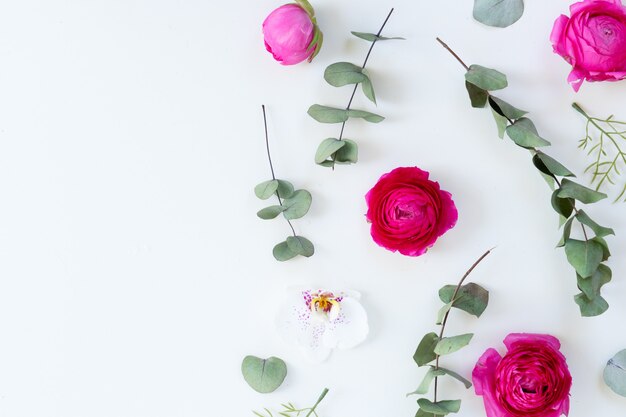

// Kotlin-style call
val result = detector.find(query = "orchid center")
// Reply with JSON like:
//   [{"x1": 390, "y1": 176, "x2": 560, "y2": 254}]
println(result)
[{"x1": 306, "y1": 291, "x2": 343, "y2": 321}]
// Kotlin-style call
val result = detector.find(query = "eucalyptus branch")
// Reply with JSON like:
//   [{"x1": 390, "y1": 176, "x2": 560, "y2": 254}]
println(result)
[
  {"x1": 255, "y1": 106, "x2": 315, "y2": 262},
  {"x1": 437, "y1": 38, "x2": 615, "y2": 317},
  {"x1": 253, "y1": 388, "x2": 329, "y2": 417},
  {"x1": 308, "y1": 9, "x2": 403, "y2": 169},
  {"x1": 410, "y1": 249, "x2": 492, "y2": 416},
  {"x1": 573, "y1": 102, "x2": 626, "y2": 202}
]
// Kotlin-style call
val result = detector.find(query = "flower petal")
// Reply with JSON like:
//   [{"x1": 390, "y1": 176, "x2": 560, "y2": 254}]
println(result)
[{"x1": 322, "y1": 297, "x2": 369, "y2": 350}]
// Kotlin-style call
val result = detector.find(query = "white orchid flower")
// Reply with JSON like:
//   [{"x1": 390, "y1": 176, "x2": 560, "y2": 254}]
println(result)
[{"x1": 276, "y1": 288, "x2": 369, "y2": 362}]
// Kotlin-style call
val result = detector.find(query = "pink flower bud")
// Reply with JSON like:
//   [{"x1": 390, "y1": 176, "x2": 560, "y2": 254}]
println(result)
[{"x1": 262, "y1": 2, "x2": 323, "y2": 65}]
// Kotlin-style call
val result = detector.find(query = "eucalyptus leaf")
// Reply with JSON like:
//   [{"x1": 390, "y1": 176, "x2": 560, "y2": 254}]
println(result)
[
  {"x1": 283, "y1": 190, "x2": 312, "y2": 220},
  {"x1": 473, "y1": 0, "x2": 524, "y2": 28},
  {"x1": 575, "y1": 210, "x2": 615, "y2": 237},
  {"x1": 406, "y1": 367, "x2": 446, "y2": 396},
  {"x1": 276, "y1": 180, "x2": 294, "y2": 199},
  {"x1": 577, "y1": 264, "x2": 611, "y2": 300},
  {"x1": 436, "y1": 302, "x2": 453, "y2": 325},
  {"x1": 604, "y1": 350, "x2": 626, "y2": 397},
  {"x1": 575, "y1": 292, "x2": 609, "y2": 317},
  {"x1": 335, "y1": 139, "x2": 358, "y2": 164},
  {"x1": 593, "y1": 236, "x2": 611, "y2": 261},
  {"x1": 255, "y1": 180, "x2": 279, "y2": 200},
  {"x1": 361, "y1": 70, "x2": 376, "y2": 104},
  {"x1": 414, "y1": 332, "x2": 439, "y2": 366},
  {"x1": 491, "y1": 108, "x2": 508, "y2": 138},
  {"x1": 434, "y1": 334, "x2": 474, "y2": 356},
  {"x1": 324, "y1": 62, "x2": 366, "y2": 87},
  {"x1": 350, "y1": 31, "x2": 405, "y2": 42},
  {"x1": 465, "y1": 81, "x2": 488, "y2": 108},
  {"x1": 557, "y1": 179, "x2": 607, "y2": 204},
  {"x1": 241, "y1": 356, "x2": 287, "y2": 393},
  {"x1": 465, "y1": 65, "x2": 508, "y2": 91},
  {"x1": 551, "y1": 190, "x2": 574, "y2": 219},
  {"x1": 533, "y1": 152, "x2": 575, "y2": 177},
  {"x1": 438, "y1": 283, "x2": 489, "y2": 318},
  {"x1": 286, "y1": 236, "x2": 314, "y2": 257},
  {"x1": 273, "y1": 241, "x2": 298, "y2": 262},
  {"x1": 489, "y1": 96, "x2": 527, "y2": 120},
  {"x1": 557, "y1": 216, "x2": 574, "y2": 248},
  {"x1": 347, "y1": 109, "x2": 385, "y2": 123},
  {"x1": 505, "y1": 118, "x2": 551, "y2": 148},
  {"x1": 307, "y1": 104, "x2": 349, "y2": 123},
  {"x1": 564, "y1": 239, "x2": 604, "y2": 278},
  {"x1": 257, "y1": 205, "x2": 286, "y2": 220},
  {"x1": 417, "y1": 398, "x2": 461, "y2": 415},
  {"x1": 414, "y1": 410, "x2": 433, "y2": 417},
  {"x1": 315, "y1": 138, "x2": 346, "y2": 164}
]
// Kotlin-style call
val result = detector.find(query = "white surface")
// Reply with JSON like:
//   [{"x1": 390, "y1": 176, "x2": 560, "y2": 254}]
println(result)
[{"x1": 0, "y1": 1, "x2": 625, "y2": 416}]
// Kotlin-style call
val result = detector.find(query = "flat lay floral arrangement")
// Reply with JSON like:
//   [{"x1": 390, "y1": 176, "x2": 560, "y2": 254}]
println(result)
[{"x1": 247, "y1": 0, "x2": 626, "y2": 416}]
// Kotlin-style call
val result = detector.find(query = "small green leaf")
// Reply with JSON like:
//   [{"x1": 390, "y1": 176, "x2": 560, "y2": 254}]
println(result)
[
  {"x1": 406, "y1": 367, "x2": 446, "y2": 396},
  {"x1": 604, "y1": 350, "x2": 626, "y2": 397},
  {"x1": 434, "y1": 334, "x2": 474, "y2": 356},
  {"x1": 564, "y1": 239, "x2": 604, "y2": 278},
  {"x1": 533, "y1": 152, "x2": 575, "y2": 177},
  {"x1": 489, "y1": 96, "x2": 527, "y2": 120},
  {"x1": 558, "y1": 179, "x2": 607, "y2": 204},
  {"x1": 465, "y1": 64, "x2": 508, "y2": 91},
  {"x1": 592, "y1": 236, "x2": 611, "y2": 261},
  {"x1": 255, "y1": 180, "x2": 279, "y2": 200},
  {"x1": 286, "y1": 236, "x2": 314, "y2": 257},
  {"x1": 575, "y1": 292, "x2": 609, "y2": 317},
  {"x1": 414, "y1": 409, "x2": 434, "y2": 417},
  {"x1": 307, "y1": 105, "x2": 349, "y2": 123},
  {"x1": 473, "y1": 0, "x2": 524, "y2": 28},
  {"x1": 315, "y1": 138, "x2": 346, "y2": 164},
  {"x1": 295, "y1": 0, "x2": 315, "y2": 17},
  {"x1": 491, "y1": 108, "x2": 508, "y2": 138},
  {"x1": 505, "y1": 118, "x2": 551, "y2": 148},
  {"x1": 557, "y1": 216, "x2": 574, "y2": 247},
  {"x1": 577, "y1": 264, "x2": 612, "y2": 300},
  {"x1": 347, "y1": 109, "x2": 385, "y2": 123},
  {"x1": 241, "y1": 356, "x2": 287, "y2": 393},
  {"x1": 361, "y1": 70, "x2": 376, "y2": 104},
  {"x1": 273, "y1": 241, "x2": 298, "y2": 262},
  {"x1": 436, "y1": 302, "x2": 453, "y2": 325},
  {"x1": 350, "y1": 31, "x2": 405, "y2": 42},
  {"x1": 335, "y1": 139, "x2": 358, "y2": 164},
  {"x1": 413, "y1": 332, "x2": 439, "y2": 366},
  {"x1": 308, "y1": 27, "x2": 323, "y2": 61},
  {"x1": 465, "y1": 81, "x2": 488, "y2": 108},
  {"x1": 276, "y1": 180, "x2": 294, "y2": 199},
  {"x1": 437, "y1": 367, "x2": 472, "y2": 389},
  {"x1": 551, "y1": 190, "x2": 574, "y2": 218},
  {"x1": 417, "y1": 398, "x2": 461, "y2": 415},
  {"x1": 324, "y1": 62, "x2": 366, "y2": 87},
  {"x1": 283, "y1": 190, "x2": 312, "y2": 220},
  {"x1": 438, "y1": 283, "x2": 489, "y2": 318},
  {"x1": 257, "y1": 205, "x2": 286, "y2": 220},
  {"x1": 576, "y1": 210, "x2": 615, "y2": 237}
]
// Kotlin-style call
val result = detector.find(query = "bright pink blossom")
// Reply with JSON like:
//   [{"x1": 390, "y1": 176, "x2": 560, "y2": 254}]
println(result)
[
  {"x1": 551, "y1": 0, "x2": 626, "y2": 91},
  {"x1": 262, "y1": 3, "x2": 322, "y2": 65},
  {"x1": 473, "y1": 333, "x2": 572, "y2": 417},
  {"x1": 365, "y1": 167, "x2": 457, "y2": 257}
]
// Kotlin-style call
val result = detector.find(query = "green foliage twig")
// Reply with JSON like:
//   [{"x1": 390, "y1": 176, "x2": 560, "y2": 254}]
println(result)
[
  {"x1": 409, "y1": 249, "x2": 492, "y2": 416},
  {"x1": 255, "y1": 105, "x2": 314, "y2": 262},
  {"x1": 307, "y1": 8, "x2": 403, "y2": 169},
  {"x1": 253, "y1": 388, "x2": 329, "y2": 417},
  {"x1": 437, "y1": 38, "x2": 615, "y2": 317},
  {"x1": 573, "y1": 102, "x2": 626, "y2": 202}
]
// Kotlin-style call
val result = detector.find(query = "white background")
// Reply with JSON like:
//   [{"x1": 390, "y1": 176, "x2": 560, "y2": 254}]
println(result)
[{"x1": 0, "y1": 0, "x2": 625, "y2": 416}]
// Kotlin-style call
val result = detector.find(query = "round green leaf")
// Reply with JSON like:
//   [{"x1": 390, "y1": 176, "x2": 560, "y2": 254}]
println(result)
[
  {"x1": 283, "y1": 190, "x2": 312, "y2": 220},
  {"x1": 257, "y1": 205, "x2": 285, "y2": 220},
  {"x1": 604, "y1": 350, "x2": 626, "y2": 397},
  {"x1": 473, "y1": 0, "x2": 524, "y2": 28},
  {"x1": 465, "y1": 65, "x2": 508, "y2": 91},
  {"x1": 286, "y1": 236, "x2": 315, "y2": 257},
  {"x1": 438, "y1": 283, "x2": 489, "y2": 318},
  {"x1": 307, "y1": 105, "x2": 349, "y2": 124},
  {"x1": 255, "y1": 180, "x2": 279, "y2": 200},
  {"x1": 334, "y1": 139, "x2": 358, "y2": 164},
  {"x1": 273, "y1": 241, "x2": 298, "y2": 262},
  {"x1": 276, "y1": 180, "x2": 294, "y2": 199},
  {"x1": 417, "y1": 398, "x2": 461, "y2": 415},
  {"x1": 575, "y1": 292, "x2": 609, "y2": 317},
  {"x1": 315, "y1": 138, "x2": 345, "y2": 164},
  {"x1": 434, "y1": 333, "x2": 474, "y2": 356},
  {"x1": 324, "y1": 62, "x2": 366, "y2": 87},
  {"x1": 241, "y1": 356, "x2": 287, "y2": 393},
  {"x1": 564, "y1": 239, "x2": 603, "y2": 278},
  {"x1": 413, "y1": 332, "x2": 439, "y2": 366},
  {"x1": 505, "y1": 118, "x2": 551, "y2": 148}
]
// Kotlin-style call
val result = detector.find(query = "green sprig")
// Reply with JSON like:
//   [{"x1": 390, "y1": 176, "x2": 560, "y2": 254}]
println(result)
[
  {"x1": 409, "y1": 249, "x2": 492, "y2": 416},
  {"x1": 573, "y1": 102, "x2": 626, "y2": 202},
  {"x1": 307, "y1": 8, "x2": 403, "y2": 169},
  {"x1": 253, "y1": 388, "x2": 329, "y2": 417},
  {"x1": 256, "y1": 105, "x2": 314, "y2": 262},
  {"x1": 437, "y1": 38, "x2": 614, "y2": 317}
]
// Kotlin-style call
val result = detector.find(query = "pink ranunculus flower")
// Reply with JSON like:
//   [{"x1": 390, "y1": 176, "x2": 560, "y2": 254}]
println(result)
[
  {"x1": 365, "y1": 167, "x2": 457, "y2": 257},
  {"x1": 551, "y1": 0, "x2": 626, "y2": 91},
  {"x1": 262, "y1": 1, "x2": 323, "y2": 65},
  {"x1": 473, "y1": 333, "x2": 573, "y2": 417}
]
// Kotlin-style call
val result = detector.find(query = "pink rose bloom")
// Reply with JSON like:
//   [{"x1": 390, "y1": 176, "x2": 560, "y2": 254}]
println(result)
[
  {"x1": 551, "y1": 0, "x2": 626, "y2": 91},
  {"x1": 365, "y1": 167, "x2": 457, "y2": 257},
  {"x1": 262, "y1": 2, "x2": 323, "y2": 65},
  {"x1": 473, "y1": 333, "x2": 572, "y2": 417}
]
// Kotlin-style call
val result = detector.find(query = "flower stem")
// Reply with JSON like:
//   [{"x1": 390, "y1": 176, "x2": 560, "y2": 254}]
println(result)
[
  {"x1": 433, "y1": 248, "x2": 493, "y2": 402},
  {"x1": 261, "y1": 105, "x2": 297, "y2": 236},
  {"x1": 305, "y1": 388, "x2": 329, "y2": 417},
  {"x1": 436, "y1": 37, "x2": 469, "y2": 71}
]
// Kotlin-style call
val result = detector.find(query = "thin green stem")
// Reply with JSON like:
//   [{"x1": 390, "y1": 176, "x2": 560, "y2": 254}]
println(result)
[{"x1": 304, "y1": 388, "x2": 329, "y2": 417}]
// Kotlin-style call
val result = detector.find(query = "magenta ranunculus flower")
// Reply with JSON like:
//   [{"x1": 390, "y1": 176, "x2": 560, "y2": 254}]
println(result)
[
  {"x1": 262, "y1": 1, "x2": 323, "y2": 65},
  {"x1": 473, "y1": 333, "x2": 573, "y2": 417},
  {"x1": 551, "y1": 0, "x2": 626, "y2": 91},
  {"x1": 365, "y1": 167, "x2": 457, "y2": 257}
]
